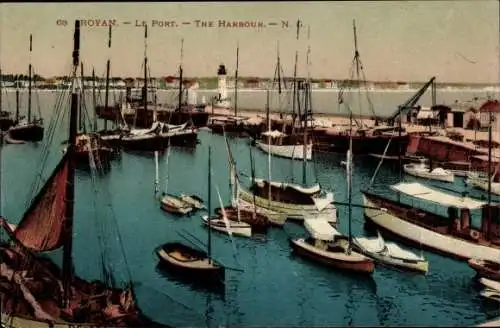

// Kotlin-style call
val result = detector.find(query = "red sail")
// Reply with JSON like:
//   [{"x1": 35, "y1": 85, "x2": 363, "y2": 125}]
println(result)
[{"x1": 13, "y1": 155, "x2": 69, "y2": 252}]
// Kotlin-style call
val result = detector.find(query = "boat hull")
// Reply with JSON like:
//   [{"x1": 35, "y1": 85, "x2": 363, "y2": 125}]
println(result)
[
  {"x1": 256, "y1": 141, "x2": 312, "y2": 160},
  {"x1": 352, "y1": 240, "x2": 428, "y2": 274},
  {"x1": 238, "y1": 187, "x2": 337, "y2": 223},
  {"x1": 290, "y1": 238, "x2": 374, "y2": 274},
  {"x1": 8, "y1": 123, "x2": 44, "y2": 142},
  {"x1": 403, "y1": 164, "x2": 455, "y2": 182},
  {"x1": 160, "y1": 195, "x2": 193, "y2": 215},
  {"x1": 155, "y1": 243, "x2": 225, "y2": 285},
  {"x1": 362, "y1": 193, "x2": 500, "y2": 262},
  {"x1": 202, "y1": 216, "x2": 253, "y2": 238},
  {"x1": 120, "y1": 131, "x2": 198, "y2": 151}
]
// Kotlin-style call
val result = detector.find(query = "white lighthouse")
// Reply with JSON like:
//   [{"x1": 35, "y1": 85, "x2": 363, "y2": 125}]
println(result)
[{"x1": 214, "y1": 64, "x2": 231, "y2": 109}]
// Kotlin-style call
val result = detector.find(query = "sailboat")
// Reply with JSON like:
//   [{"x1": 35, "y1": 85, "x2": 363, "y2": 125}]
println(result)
[
  {"x1": 202, "y1": 147, "x2": 270, "y2": 238},
  {"x1": 7, "y1": 34, "x2": 44, "y2": 142},
  {"x1": 0, "y1": 67, "x2": 15, "y2": 131},
  {"x1": 64, "y1": 61, "x2": 117, "y2": 170},
  {"x1": 119, "y1": 32, "x2": 198, "y2": 151},
  {"x1": 239, "y1": 82, "x2": 336, "y2": 223},
  {"x1": 361, "y1": 86, "x2": 500, "y2": 263},
  {"x1": 290, "y1": 115, "x2": 374, "y2": 274},
  {"x1": 156, "y1": 141, "x2": 202, "y2": 215},
  {"x1": 95, "y1": 25, "x2": 130, "y2": 147},
  {"x1": 256, "y1": 34, "x2": 313, "y2": 161},
  {"x1": 0, "y1": 20, "x2": 162, "y2": 328},
  {"x1": 155, "y1": 146, "x2": 226, "y2": 285}
]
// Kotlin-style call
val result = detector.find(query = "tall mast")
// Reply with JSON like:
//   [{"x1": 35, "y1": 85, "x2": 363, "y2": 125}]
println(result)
[
  {"x1": 28, "y1": 34, "x2": 33, "y2": 123},
  {"x1": 302, "y1": 82, "x2": 308, "y2": 185},
  {"x1": 291, "y1": 20, "x2": 300, "y2": 129},
  {"x1": 62, "y1": 19, "x2": 80, "y2": 306},
  {"x1": 353, "y1": 20, "x2": 363, "y2": 128},
  {"x1": 302, "y1": 26, "x2": 311, "y2": 186},
  {"x1": 235, "y1": 42, "x2": 239, "y2": 117},
  {"x1": 266, "y1": 88, "x2": 271, "y2": 205},
  {"x1": 277, "y1": 41, "x2": 282, "y2": 94},
  {"x1": 178, "y1": 38, "x2": 184, "y2": 111},
  {"x1": 92, "y1": 68, "x2": 97, "y2": 131},
  {"x1": 347, "y1": 104, "x2": 353, "y2": 249},
  {"x1": 143, "y1": 25, "x2": 148, "y2": 118},
  {"x1": 79, "y1": 61, "x2": 85, "y2": 132},
  {"x1": 207, "y1": 146, "x2": 212, "y2": 264},
  {"x1": 487, "y1": 105, "x2": 493, "y2": 237},
  {"x1": 104, "y1": 26, "x2": 112, "y2": 131},
  {"x1": 15, "y1": 86, "x2": 19, "y2": 123}
]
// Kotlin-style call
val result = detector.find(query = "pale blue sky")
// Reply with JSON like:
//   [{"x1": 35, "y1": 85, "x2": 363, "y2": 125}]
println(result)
[{"x1": 1, "y1": 1, "x2": 498, "y2": 83}]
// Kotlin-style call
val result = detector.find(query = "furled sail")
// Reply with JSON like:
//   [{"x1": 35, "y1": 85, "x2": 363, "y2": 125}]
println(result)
[{"x1": 12, "y1": 154, "x2": 69, "y2": 252}]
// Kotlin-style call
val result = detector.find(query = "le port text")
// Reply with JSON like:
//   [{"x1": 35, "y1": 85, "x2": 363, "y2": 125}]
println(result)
[{"x1": 56, "y1": 19, "x2": 292, "y2": 29}]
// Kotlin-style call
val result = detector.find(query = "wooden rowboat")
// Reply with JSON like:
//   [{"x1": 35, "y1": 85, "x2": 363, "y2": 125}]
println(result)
[{"x1": 155, "y1": 242, "x2": 225, "y2": 285}]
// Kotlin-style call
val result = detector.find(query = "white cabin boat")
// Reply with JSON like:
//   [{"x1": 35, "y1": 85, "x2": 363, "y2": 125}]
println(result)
[
  {"x1": 403, "y1": 162, "x2": 455, "y2": 182},
  {"x1": 362, "y1": 182, "x2": 500, "y2": 263},
  {"x1": 256, "y1": 130, "x2": 312, "y2": 161},
  {"x1": 353, "y1": 231, "x2": 429, "y2": 273}
]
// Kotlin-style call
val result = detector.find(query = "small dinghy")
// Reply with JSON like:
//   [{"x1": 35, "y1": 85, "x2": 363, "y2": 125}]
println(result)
[
  {"x1": 403, "y1": 162, "x2": 455, "y2": 182},
  {"x1": 155, "y1": 242, "x2": 225, "y2": 284},
  {"x1": 290, "y1": 219, "x2": 375, "y2": 274},
  {"x1": 468, "y1": 258, "x2": 500, "y2": 281},
  {"x1": 160, "y1": 194, "x2": 193, "y2": 215},
  {"x1": 179, "y1": 194, "x2": 205, "y2": 210},
  {"x1": 202, "y1": 215, "x2": 253, "y2": 238},
  {"x1": 353, "y1": 231, "x2": 429, "y2": 273}
]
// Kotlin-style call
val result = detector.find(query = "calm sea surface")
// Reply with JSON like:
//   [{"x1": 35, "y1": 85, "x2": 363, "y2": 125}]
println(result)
[{"x1": 1, "y1": 89, "x2": 500, "y2": 327}]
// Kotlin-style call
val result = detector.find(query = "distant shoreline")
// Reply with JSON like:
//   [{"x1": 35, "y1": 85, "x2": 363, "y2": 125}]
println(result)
[{"x1": 2, "y1": 87, "x2": 500, "y2": 93}]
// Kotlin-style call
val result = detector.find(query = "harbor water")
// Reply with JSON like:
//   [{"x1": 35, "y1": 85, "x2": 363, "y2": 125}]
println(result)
[{"x1": 1, "y1": 89, "x2": 499, "y2": 327}]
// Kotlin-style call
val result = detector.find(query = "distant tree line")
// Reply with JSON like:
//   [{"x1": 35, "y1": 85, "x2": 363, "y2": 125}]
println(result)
[{"x1": 1, "y1": 73, "x2": 45, "y2": 82}]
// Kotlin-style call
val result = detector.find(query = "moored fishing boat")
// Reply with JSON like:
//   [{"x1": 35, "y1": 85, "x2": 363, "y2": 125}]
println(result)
[
  {"x1": 179, "y1": 194, "x2": 204, "y2": 210},
  {"x1": 202, "y1": 215, "x2": 253, "y2": 238},
  {"x1": 7, "y1": 34, "x2": 44, "y2": 142},
  {"x1": 353, "y1": 231, "x2": 429, "y2": 273},
  {"x1": 290, "y1": 219, "x2": 375, "y2": 274},
  {"x1": 256, "y1": 130, "x2": 313, "y2": 160},
  {"x1": 160, "y1": 194, "x2": 193, "y2": 215},
  {"x1": 403, "y1": 162, "x2": 455, "y2": 182},
  {"x1": 239, "y1": 178, "x2": 336, "y2": 223},
  {"x1": 291, "y1": 112, "x2": 375, "y2": 274},
  {"x1": 155, "y1": 242, "x2": 225, "y2": 284}
]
